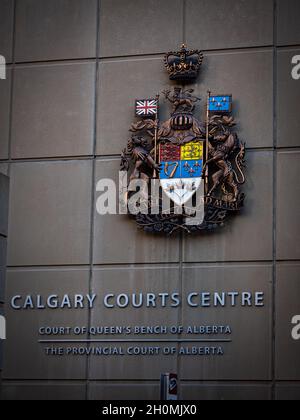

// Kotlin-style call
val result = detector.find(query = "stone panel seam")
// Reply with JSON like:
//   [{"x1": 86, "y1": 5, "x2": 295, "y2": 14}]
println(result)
[
  {"x1": 1, "y1": 157, "x2": 96, "y2": 164},
  {"x1": 6, "y1": 46, "x2": 279, "y2": 67},
  {"x1": 6, "y1": 261, "x2": 280, "y2": 271},
  {"x1": 98, "y1": 45, "x2": 275, "y2": 61},
  {"x1": 2, "y1": 147, "x2": 300, "y2": 166},
  {"x1": 86, "y1": 0, "x2": 101, "y2": 402},
  {"x1": 11, "y1": 59, "x2": 97, "y2": 70},
  {"x1": 7, "y1": 0, "x2": 17, "y2": 178},
  {"x1": 182, "y1": 0, "x2": 186, "y2": 45},
  {"x1": 3, "y1": 147, "x2": 300, "y2": 167},
  {"x1": 277, "y1": 45, "x2": 300, "y2": 51},
  {"x1": 271, "y1": 0, "x2": 278, "y2": 401}
]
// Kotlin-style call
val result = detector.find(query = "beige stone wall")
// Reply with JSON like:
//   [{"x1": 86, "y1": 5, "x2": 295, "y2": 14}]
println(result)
[{"x1": 0, "y1": 0, "x2": 299, "y2": 400}]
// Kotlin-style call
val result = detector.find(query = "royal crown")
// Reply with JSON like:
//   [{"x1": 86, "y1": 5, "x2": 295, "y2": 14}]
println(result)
[{"x1": 164, "y1": 44, "x2": 204, "y2": 82}]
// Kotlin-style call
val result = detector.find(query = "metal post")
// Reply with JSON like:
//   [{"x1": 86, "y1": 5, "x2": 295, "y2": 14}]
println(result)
[
  {"x1": 160, "y1": 373, "x2": 178, "y2": 400},
  {"x1": 205, "y1": 90, "x2": 211, "y2": 195},
  {"x1": 153, "y1": 94, "x2": 160, "y2": 179}
]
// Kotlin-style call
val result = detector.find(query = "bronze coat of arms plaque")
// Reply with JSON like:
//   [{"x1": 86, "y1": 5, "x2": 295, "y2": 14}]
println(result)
[{"x1": 121, "y1": 45, "x2": 246, "y2": 234}]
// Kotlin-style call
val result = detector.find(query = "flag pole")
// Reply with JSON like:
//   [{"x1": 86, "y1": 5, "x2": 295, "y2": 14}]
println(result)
[
  {"x1": 205, "y1": 90, "x2": 211, "y2": 194},
  {"x1": 153, "y1": 94, "x2": 160, "y2": 178}
]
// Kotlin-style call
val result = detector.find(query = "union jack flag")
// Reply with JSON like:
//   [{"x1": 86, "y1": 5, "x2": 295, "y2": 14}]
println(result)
[{"x1": 135, "y1": 99, "x2": 158, "y2": 118}]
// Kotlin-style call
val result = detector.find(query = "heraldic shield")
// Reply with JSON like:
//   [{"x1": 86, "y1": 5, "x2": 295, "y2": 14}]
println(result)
[{"x1": 159, "y1": 141, "x2": 204, "y2": 206}]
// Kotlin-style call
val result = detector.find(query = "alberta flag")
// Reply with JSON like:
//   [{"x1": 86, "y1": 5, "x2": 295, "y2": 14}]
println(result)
[{"x1": 208, "y1": 95, "x2": 232, "y2": 113}]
